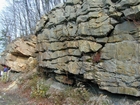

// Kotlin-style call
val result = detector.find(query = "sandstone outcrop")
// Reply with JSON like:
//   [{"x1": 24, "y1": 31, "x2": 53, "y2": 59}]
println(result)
[
  {"x1": 0, "y1": 35, "x2": 37, "y2": 72},
  {"x1": 36, "y1": 0, "x2": 140, "y2": 96}
]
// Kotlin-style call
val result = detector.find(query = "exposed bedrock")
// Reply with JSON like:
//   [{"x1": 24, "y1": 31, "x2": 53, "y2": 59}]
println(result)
[
  {"x1": 0, "y1": 35, "x2": 38, "y2": 72},
  {"x1": 36, "y1": 0, "x2": 140, "y2": 96}
]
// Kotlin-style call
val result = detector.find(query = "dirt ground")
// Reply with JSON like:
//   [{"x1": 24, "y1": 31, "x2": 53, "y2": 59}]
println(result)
[
  {"x1": 0, "y1": 82, "x2": 28, "y2": 105},
  {"x1": 0, "y1": 75, "x2": 140, "y2": 105},
  {"x1": 0, "y1": 81, "x2": 52, "y2": 105}
]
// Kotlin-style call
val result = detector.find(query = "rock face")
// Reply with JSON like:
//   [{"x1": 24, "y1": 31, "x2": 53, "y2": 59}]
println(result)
[
  {"x1": 35, "y1": 0, "x2": 140, "y2": 96},
  {"x1": 0, "y1": 35, "x2": 37, "y2": 72},
  {"x1": 1, "y1": 0, "x2": 139, "y2": 97}
]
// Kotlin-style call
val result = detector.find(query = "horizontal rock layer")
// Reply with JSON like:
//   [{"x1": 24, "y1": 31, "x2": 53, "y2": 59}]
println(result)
[
  {"x1": 36, "y1": 0, "x2": 140, "y2": 96},
  {"x1": 0, "y1": 35, "x2": 37, "y2": 72}
]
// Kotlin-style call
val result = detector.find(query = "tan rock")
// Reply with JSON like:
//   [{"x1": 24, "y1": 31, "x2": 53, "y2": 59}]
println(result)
[
  {"x1": 55, "y1": 75, "x2": 74, "y2": 85},
  {"x1": 27, "y1": 57, "x2": 38, "y2": 71},
  {"x1": 78, "y1": 40, "x2": 102, "y2": 53},
  {"x1": 67, "y1": 62, "x2": 81, "y2": 74}
]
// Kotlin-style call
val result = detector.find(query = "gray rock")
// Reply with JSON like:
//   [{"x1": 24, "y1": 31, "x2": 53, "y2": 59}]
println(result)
[
  {"x1": 34, "y1": 0, "x2": 140, "y2": 97},
  {"x1": 50, "y1": 80, "x2": 69, "y2": 90},
  {"x1": 88, "y1": 11, "x2": 102, "y2": 18},
  {"x1": 66, "y1": 0, "x2": 82, "y2": 5},
  {"x1": 89, "y1": 18, "x2": 114, "y2": 37},
  {"x1": 101, "y1": 41, "x2": 139, "y2": 61},
  {"x1": 67, "y1": 61, "x2": 82, "y2": 74},
  {"x1": 35, "y1": 15, "x2": 48, "y2": 33},
  {"x1": 85, "y1": 0, "x2": 104, "y2": 8},
  {"x1": 115, "y1": 0, "x2": 140, "y2": 10},
  {"x1": 78, "y1": 40, "x2": 102, "y2": 53},
  {"x1": 65, "y1": 5, "x2": 76, "y2": 20},
  {"x1": 123, "y1": 5, "x2": 140, "y2": 19},
  {"x1": 67, "y1": 22, "x2": 77, "y2": 36},
  {"x1": 96, "y1": 37, "x2": 108, "y2": 43},
  {"x1": 78, "y1": 22, "x2": 91, "y2": 35},
  {"x1": 84, "y1": 72, "x2": 96, "y2": 80},
  {"x1": 37, "y1": 29, "x2": 49, "y2": 42},
  {"x1": 113, "y1": 21, "x2": 137, "y2": 35},
  {"x1": 77, "y1": 15, "x2": 88, "y2": 23},
  {"x1": 108, "y1": 34, "x2": 135, "y2": 43}
]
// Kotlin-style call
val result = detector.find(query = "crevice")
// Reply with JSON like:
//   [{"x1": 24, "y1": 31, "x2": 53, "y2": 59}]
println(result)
[
  {"x1": 107, "y1": 29, "x2": 114, "y2": 37},
  {"x1": 111, "y1": 0, "x2": 121, "y2": 3}
]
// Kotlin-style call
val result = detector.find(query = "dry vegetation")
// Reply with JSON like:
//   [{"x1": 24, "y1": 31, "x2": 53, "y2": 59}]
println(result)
[
  {"x1": 7, "y1": 72, "x2": 116, "y2": 105},
  {"x1": 0, "y1": 72, "x2": 140, "y2": 105}
]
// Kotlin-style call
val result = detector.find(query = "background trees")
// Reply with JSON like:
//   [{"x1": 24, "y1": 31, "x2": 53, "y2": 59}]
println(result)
[{"x1": 0, "y1": 0, "x2": 66, "y2": 51}]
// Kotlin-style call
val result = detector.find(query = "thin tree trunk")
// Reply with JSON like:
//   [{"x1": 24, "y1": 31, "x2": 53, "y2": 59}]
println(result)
[{"x1": 25, "y1": 0, "x2": 32, "y2": 35}]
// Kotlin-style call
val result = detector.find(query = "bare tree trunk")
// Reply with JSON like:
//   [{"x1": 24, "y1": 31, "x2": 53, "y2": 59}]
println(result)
[
  {"x1": 35, "y1": 0, "x2": 41, "y2": 18},
  {"x1": 0, "y1": 0, "x2": 65, "y2": 42},
  {"x1": 13, "y1": 0, "x2": 16, "y2": 38},
  {"x1": 24, "y1": 0, "x2": 32, "y2": 35}
]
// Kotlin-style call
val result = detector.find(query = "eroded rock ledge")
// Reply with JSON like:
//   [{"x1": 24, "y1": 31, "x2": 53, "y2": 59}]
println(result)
[
  {"x1": 36, "y1": 0, "x2": 140, "y2": 96},
  {"x1": 0, "y1": 35, "x2": 37, "y2": 72}
]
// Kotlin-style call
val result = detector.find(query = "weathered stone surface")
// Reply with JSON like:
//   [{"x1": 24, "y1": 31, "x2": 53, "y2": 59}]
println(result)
[
  {"x1": 123, "y1": 5, "x2": 140, "y2": 19},
  {"x1": 84, "y1": 71, "x2": 96, "y2": 80},
  {"x1": 46, "y1": 8, "x2": 65, "y2": 28},
  {"x1": 78, "y1": 15, "x2": 114, "y2": 37},
  {"x1": 67, "y1": 22, "x2": 77, "y2": 36},
  {"x1": 78, "y1": 22, "x2": 91, "y2": 35},
  {"x1": 108, "y1": 34, "x2": 135, "y2": 42},
  {"x1": 27, "y1": 57, "x2": 38, "y2": 71},
  {"x1": 78, "y1": 40, "x2": 102, "y2": 53},
  {"x1": 0, "y1": 35, "x2": 37, "y2": 72},
  {"x1": 36, "y1": 15, "x2": 48, "y2": 33},
  {"x1": 40, "y1": 49, "x2": 81, "y2": 61},
  {"x1": 33, "y1": 0, "x2": 140, "y2": 97},
  {"x1": 113, "y1": 21, "x2": 137, "y2": 35},
  {"x1": 6, "y1": 56, "x2": 36, "y2": 72},
  {"x1": 95, "y1": 40, "x2": 140, "y2": 96},
  {"x1": 115, "y1": 0, "x2": 140, "y2": 10},
  {"x1": 2, "y1": 0, "x2": 140, "y2": 97},
  {"x1": 34, "y1": 0, "x2": 140, "y2": 97},
  {"x1": 66, "y1": 0, "x2": 82, "y2": 5},
  {"x1": 101, "y1": 41, "x2": 139, "y2": 61},
  {"x1": 77, "y1": 15, "x2": 89, "y2": 23},
  {"x1": 37, "y1": 29, "x2": 50, "y2": 42},
  {"x1": 8, "y1": 37, "x2": 36, "y2": 56},
  {"x1": 67, "y1": 62, "x2": 82, "y2": 74},
  {"x1": 96, "y1": 37, "x2": 108, "y2": 43},
  {"x1": 65, "y1": 5, "x2": 76, "y2": 20},
  {"x1": 55, "y1": 75, "x2": 74, "y2": 85},
  {"x1": 104, "y1": 0, "x2": 140, "y2": 10}
]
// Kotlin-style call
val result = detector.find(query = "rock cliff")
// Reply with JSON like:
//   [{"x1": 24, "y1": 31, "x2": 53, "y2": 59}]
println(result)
[
  {"x1": 0, "y1": 0, "x2": 140, "y2": 97},
  {"x1": 35, "y1": 0, "x2": 140, "y2": 96}
]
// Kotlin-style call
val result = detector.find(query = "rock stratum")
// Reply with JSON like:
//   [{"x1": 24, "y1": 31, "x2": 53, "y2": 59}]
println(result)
[
  {"x1": 0, "y1": 35, "x2": 37, "y2": 72},
  {"x1": 36, "y1": 0, "x2": 140, "y2": 96},
  {"x1": 0, "y1": 0, "x2": 140, "y2": 97}
]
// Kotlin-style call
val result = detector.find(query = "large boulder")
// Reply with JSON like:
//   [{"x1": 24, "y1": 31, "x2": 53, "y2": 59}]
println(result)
[{"x1": 35, "y1": 0, "x2": 140, "y2": 96}]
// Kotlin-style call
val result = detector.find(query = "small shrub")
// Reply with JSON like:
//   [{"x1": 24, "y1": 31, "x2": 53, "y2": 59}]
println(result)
[
  {"x1": 48, "y1": 82, "x2": 92, "y2": 105},
  {"x1": 50, "y1": 91, "x2": 66, "y2": 105},
  {"x1": 20, "y1": 73, "x2": 39, "y2": 91},
  {"x1": 66, "y1": 82, "x2": 91, "y2": 104},
  {"x1": 89, "y1": 94, "x2": 113, "y2": 105},
  {"x1": 30, "y1": 78, "x2": 50, "y2": 98},
  {"x1": 1, "y1": 72, "x2": 10, "y2": 83}
]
